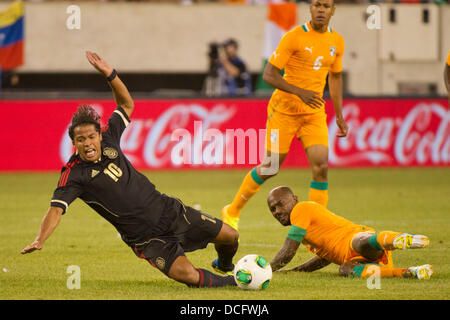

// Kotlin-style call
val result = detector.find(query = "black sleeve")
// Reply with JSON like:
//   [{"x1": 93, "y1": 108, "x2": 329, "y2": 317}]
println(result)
[
  {"x1": 102, "y1": 106, "x2": 131, "y2": 144},
  {"x1": 50, "y1": 164, "x2": 83, "y2": 214}
]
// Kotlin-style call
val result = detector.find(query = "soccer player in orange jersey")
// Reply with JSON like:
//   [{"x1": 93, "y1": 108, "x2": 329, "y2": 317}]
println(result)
[
  {"x1": 444, "y1": 49, "x2": 450, "y2": 106},
  {"x1": 267, "y1": 186, "x2": 433, "y2": 280},
  {"x1": 215, "y1": 0, "x2": 348, "y2": 259}
]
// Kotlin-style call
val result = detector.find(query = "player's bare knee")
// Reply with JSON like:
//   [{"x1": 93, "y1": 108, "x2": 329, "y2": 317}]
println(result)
[
  {"x1": 230, "y1": 228, "x2": 239, "y2": 244},
  {"x1": 314, "y1": 161, "x2": 328, "y2": 174},
  {"x1": 312, "y1": 162, "x2": 328, "y2": 180},
  {"x1": 225, "y1": 225, "x2": 239, "y2": 244}
]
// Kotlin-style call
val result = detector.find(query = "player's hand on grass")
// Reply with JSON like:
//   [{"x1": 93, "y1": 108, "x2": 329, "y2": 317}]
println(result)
[
  {"x1": 296, "y1": 88, "x2": 325, "y2": 109},
  {"x1": 86, "y1": 51, "x2": 114, "y2": 77},
  {"x1": 336, "y1": 116, "x2": 348, "y2": 138},
  {"x1": 21, "y1": 240, "x2": 43, "y2": 254}
]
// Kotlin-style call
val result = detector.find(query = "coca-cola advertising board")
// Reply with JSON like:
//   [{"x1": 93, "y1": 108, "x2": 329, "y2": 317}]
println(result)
[{"x1": 0, "y1": 98, "x2": 448, "y2": 171}]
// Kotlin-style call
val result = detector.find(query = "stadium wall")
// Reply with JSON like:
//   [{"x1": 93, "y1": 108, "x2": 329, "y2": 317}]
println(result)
[
  {"x1": 0, "y1": 98, "x2": 447, "y2": 171},
  {"x1": 1, "y1": 2, "x2": 448, "y2": 96}
]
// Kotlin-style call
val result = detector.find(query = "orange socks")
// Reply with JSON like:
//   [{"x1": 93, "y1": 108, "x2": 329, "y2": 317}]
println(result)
[
  {"x1": 376, "y1": 231, "x2": 403, "y2": 250},
  {"x1": 308, "y1": 181, "x2": 328, "y2": 207},
  {"x1": 368, "y1": 231, "x2": 402, "y2": 251},
  {"x1": 227, "y1": 168, "x2": 264, "y2": 218}
]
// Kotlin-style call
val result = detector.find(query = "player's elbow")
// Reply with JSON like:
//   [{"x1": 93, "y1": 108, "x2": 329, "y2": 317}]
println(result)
[
  {"x1": 122, "y1": 101, "x2": 134, "y2": 115},
  {"x1": 262, "y1": 64, "x2": 278, "y2": 86},
  {"x1": 329, "y1": 71, "x2": 342, "y2": 78}
]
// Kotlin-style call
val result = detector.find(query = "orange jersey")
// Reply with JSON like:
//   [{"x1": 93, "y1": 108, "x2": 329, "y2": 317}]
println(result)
[
  {"x1": 447, "y1": 49, "x2": 450, "y2": 66},
  {"x1": 287, "y1": 201, "x2": 370, "y2": 265},
  {"x1": 268, "y1": 21, "x2": 345, "y2": 115}
]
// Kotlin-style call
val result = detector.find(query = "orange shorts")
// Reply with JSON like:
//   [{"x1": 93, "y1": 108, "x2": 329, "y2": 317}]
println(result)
[
  {"x1": 311, "y1": 227, "x2": 394, "y2": 267},
  {"x1": 265, "y1": 101, "x2": 328, "y2": 154}
]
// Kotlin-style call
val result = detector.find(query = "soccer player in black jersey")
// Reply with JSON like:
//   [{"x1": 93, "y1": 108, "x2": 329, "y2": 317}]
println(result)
[{"x1": 21, "y1": 51, "x2": 238, "y2": 288}]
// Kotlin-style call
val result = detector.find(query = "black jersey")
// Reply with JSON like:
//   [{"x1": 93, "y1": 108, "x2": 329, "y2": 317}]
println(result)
[{"x1": 51, "y1": 106, "x2": 169, "y2": 247}]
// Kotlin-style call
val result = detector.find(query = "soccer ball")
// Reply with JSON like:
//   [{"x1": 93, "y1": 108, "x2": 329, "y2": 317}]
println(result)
[{"x1": 233, "y1": 254, "x2": 272, "y2": 290}]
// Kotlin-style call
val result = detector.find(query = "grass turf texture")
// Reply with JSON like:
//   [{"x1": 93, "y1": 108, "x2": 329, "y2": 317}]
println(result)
[{"x1": 0, "y1": 168, "x2": 449, "y2": 300}]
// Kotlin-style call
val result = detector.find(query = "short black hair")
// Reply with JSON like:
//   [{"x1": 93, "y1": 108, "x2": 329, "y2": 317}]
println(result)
[{"x1": 68, "y1": 105, "x2": 101, "y2": 141}]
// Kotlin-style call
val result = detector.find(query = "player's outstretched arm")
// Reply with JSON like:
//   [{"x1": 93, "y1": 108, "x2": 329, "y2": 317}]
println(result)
[
  {"x1": 280, "y1": 255, "x2": 330, "y2": 273},
  {"x1": 263, "y1": 62, "x2": 325, "y2": 109},
  {"x1": 85, "y1": 51, "x2": 135, "y2": 118},
  {"x1": 21, "y1": 206, "x2": 63, "y2": 254},
  {"x1": 270, "y1": 237, "x2": 301, "y2": 272},
  {"x1": 328, "y1": 71, "x2": 348, "y2": 138}
]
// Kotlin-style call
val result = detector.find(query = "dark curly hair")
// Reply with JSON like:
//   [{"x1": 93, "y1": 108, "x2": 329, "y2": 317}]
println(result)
[{"x1": 68, "y1": 105, "x2": 101, "y2": 141}]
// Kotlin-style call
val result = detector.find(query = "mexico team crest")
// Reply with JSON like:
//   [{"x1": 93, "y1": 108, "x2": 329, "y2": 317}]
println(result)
[
  {"x1": 103, "y1": 147, "x2": 118, "y2": 159},
  {"x1": 330, "y1": 46, "x2": 336, "y2": 57}
]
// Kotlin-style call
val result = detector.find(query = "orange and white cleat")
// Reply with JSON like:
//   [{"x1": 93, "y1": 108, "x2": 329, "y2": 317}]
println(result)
[{"x1": 407, "y1": 264, "x2": 434, "y2": 280}]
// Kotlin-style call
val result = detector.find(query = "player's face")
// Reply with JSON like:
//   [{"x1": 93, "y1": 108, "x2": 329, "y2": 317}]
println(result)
[
  {"x1": 72, "y1": 124, "x2": 102, "y2": 162},
  {"x1": 310, "y1": 0, "x2": 335, "y2": 27},
  {"x1": 268, "y1": 194, "x2": 297, "y2": 226}
]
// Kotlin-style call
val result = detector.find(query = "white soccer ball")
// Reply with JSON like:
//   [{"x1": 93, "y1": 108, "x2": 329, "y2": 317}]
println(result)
[{"x1": 233, "y1": 254, "x2": 272, "y2": 290}]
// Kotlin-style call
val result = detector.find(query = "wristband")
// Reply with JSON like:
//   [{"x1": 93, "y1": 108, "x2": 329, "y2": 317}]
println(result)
[{"x1": 107, "y1": 69, "x2": 117, "y2": 82}]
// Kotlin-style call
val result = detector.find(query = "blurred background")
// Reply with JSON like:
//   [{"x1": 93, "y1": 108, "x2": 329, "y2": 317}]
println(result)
[
  {"x1": 0, "y1": 0, "x2": 448, "y2": 170},
  {"x1": 1, "y1": 0, "x2": 449, "y2": 97}
]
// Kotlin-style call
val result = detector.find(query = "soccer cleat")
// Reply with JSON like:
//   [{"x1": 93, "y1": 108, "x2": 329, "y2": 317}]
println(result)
[
  {"x1": 393, "y1": 234, "x2": 430, "y2": 250},
  {"x1": 407, "y1": 264, "x2": 434, "y2": 280},
  {"x1": 211, "y1": 258, "x2": 234, "y2": 276},
  {"x1": 222, "y1": 204, "x2": 240, "y2": 231}
]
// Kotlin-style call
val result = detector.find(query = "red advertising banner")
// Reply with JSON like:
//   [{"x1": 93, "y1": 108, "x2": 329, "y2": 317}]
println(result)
[{"x1": 0, "y1": 98, "x2": 448, "y2": 171}]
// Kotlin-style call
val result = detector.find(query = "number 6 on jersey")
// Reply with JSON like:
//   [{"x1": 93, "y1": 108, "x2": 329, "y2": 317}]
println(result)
[{"x1": 313, "y1": 56, "x2": 323, "y2": 70}]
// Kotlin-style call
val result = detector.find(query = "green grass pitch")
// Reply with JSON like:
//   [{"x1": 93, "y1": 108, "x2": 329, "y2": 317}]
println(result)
[{"x1": 0, "y1": 168, "x2": 449, "y2": 300}]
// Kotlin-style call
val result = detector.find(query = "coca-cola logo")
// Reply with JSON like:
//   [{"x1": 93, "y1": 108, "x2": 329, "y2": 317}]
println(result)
[
  {"x1": 329, "y1": 102, "x2": 449, "y2": 166},
  {"x1": 60, "y1": 103, "x2": 239, "y2": 167}
]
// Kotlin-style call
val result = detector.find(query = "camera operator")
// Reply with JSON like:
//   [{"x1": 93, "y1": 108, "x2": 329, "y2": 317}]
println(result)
[{"x1": 203, "y1": 38, "x2": 252, "y2": 97}]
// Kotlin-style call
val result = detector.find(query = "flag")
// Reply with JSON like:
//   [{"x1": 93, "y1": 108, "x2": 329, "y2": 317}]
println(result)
[
  {"x1": 0, "y1": 1, "x2": 24, "y2": 71},
  {"x1": 256, "y1": 0, "x2": 297, "y2": 91}
]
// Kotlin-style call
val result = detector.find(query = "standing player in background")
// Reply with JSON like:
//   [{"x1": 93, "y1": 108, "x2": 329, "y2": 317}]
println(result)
[
  {"x1": 215, "y1": 0, "x2": 348, "y2": 268},
  {"x1": 444, "y1": 49, "x2": 450, "y2": 106},
  {"x1": 21, "y1": 51, "x2": 239, "y2": 288},
  {"x1": 267, "y1": 186, "x2": 433, "y2": 280}
]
